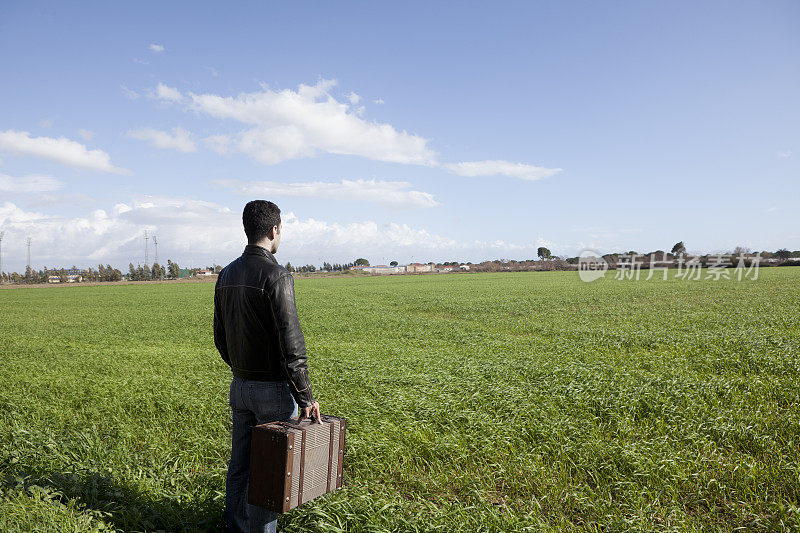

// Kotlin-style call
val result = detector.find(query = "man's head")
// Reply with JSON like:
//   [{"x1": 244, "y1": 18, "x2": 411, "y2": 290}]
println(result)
[{"x1": 243, "y1": 200, "x2": 282, "y2": 253}]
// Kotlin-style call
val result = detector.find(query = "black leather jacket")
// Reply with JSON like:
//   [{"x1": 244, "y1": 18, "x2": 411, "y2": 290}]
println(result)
[{"x1": 213, "y1": 244, "x2": 315, "y2": 407}]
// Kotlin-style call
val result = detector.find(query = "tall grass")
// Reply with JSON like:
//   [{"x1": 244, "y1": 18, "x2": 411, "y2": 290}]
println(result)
[{"x1": 1, "y1": 268, "x2": 798, "y2": 531}]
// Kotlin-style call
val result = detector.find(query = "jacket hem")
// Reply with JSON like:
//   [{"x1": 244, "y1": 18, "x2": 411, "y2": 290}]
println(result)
[{"x1": 232, "y1": 368, "x2": 286, "y2": 381}]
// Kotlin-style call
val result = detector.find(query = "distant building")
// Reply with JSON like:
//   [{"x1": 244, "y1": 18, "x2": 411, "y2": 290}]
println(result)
[
  {"x1": 406, "y1": 262, "x2": 433, "y2": 273},
  {"x1": 350, "y1": 262, "x2": 443, "y2": 275},
  {"x1": 47, "y1": 274, "x2": 82, "y2": 283},
  {"x1": 361, "y1": 264, "x2": 406, "y2": 274},
  {"x1": 196, "y1": 269, "x2": 215, "y2": 276}
]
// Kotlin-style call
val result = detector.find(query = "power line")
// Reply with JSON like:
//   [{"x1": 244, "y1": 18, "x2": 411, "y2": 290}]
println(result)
[
  {"x1": 0, "y1": 231, "x2": 5, "y2": 276},
  {"x1": 144, "y1": 230, "x2": 149, "y2": 267},
  {"x1": 152, "y1": 235, "x2": 158, "y2": 265},
  {"x1": 26, "y1": 237, "x2": 32, "y2": 270}
]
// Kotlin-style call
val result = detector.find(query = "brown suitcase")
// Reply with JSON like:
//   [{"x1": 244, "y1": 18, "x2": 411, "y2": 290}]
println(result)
[{"x1": 248, "y1": 415, "x2": 347, "y2": 513}]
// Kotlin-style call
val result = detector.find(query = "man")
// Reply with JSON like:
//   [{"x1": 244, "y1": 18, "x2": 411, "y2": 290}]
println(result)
[{"x1": 214, "y1": 200, "x2": 321, "y2": 533}]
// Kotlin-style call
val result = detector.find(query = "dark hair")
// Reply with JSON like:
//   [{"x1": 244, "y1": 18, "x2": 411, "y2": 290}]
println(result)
[{"x1": 242, "y1": 200, "x2": 281, "y2": 244}]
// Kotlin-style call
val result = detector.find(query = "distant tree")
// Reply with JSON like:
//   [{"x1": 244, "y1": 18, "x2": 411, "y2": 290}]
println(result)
[
  {"x1": 537, "y1": 247, "x2": 551, "y2": 260},
  {"x1": 285, "y1": 262, "x2": 295, "y2": 272},
  {"x1": 354, "y1": 258, "x2": 370, "y2": 266},
  {"x1": 775, "y1": 248, "x2": 791, "y2": 260},
  {"x1": 671, "y1": 241, "x2": 686, "y2": 256},
  {"x1": 167, "y1": 260, "x2": 180, "y2": 279},
  {"x1": 732, "y1": 246, "x2": 750, "y2": 257},
  {"x1": 390, "y1": 261, "x2": 398, "y2": 266},
  {"x1": 128, "y1": 263, "x2": 137, "y2": 280}
]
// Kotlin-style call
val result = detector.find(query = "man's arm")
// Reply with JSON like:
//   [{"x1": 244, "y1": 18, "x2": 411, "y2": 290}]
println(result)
[
  {"x1": 266, "y1": 273, "x2": 315, "y2": 408},
  {"x1": 213, "y1": 279, "x2": 231, "y2": 366}
]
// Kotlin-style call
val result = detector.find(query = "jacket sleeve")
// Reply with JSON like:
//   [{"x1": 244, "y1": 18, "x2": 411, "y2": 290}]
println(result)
[
  {"x1": 266, "y1": 273, "x2": 315, "y2": 408},
  {"x1": 213, "y1": 278, "x2": 231, "y2": 366}
]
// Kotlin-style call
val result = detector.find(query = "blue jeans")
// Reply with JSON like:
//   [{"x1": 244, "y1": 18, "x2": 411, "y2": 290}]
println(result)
[{"x1": 226, "y1": 377, "x2": 298, "y2": 533}]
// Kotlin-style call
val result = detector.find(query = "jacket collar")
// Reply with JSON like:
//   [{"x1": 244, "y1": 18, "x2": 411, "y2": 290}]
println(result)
[{"x1": 243, "y1": 244, "x2": 278, "y2": 265}]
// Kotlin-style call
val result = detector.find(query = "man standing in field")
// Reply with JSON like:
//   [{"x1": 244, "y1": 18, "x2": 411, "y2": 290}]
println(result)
[{"x1": 213, "y1": 200, "x2": 321, "y2": 533}]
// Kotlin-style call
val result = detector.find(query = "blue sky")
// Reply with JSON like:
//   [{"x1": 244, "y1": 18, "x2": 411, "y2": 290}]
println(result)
[{"x1": 0, "y1": 1, "x2": 797, "y2": 272}]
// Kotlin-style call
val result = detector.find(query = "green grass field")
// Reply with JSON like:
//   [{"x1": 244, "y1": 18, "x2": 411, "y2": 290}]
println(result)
[{"x1": 1, "y1": 268, "x2": 799, "y2": 532}]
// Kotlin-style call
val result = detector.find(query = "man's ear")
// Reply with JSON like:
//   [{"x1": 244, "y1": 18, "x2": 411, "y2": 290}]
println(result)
[{"x1": 269, "y1": 225, "x2": 278, "y2": 240}]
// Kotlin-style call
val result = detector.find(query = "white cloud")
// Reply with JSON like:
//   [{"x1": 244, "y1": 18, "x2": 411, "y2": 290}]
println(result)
[
  {"x1": 279, "y1": 213, "x2": 459, "y2": 255},
  {"x1": 0, "y1": 130, "x2": 130, "y2": 174},
  {"x1": 145, "y1": 80, "x2": 562, "y2": 181},
  {"x1": 0, "y1": 197, "x2": 559, "y2": 271},
  {"x1": 39, "y1": 119, "x2": 53, "y2": 129},
  {"x1": 0, "y1": 198, "x2": 236, "y2": 270},
  {"x1": 373, "y1": 98, "x2": 385, "y2": 105},
  {"x1": 152, "y1": 83, "x2": 182, "y2": 102},
  {"x1": 77, "y1": 129, "x2": 95, "y2": 140},
  {"x1": 777, "y1": 150, "x2": 791, "y2": 158},
  {"x1": 121, "y1": 85, "x2": 140, "y2": 100},
  {"x1": 204, "y1": 134, "x2": 233, "y2": 155},
  {"x1": 214, "y1": 178, "x2": 439, "y2": 209},
  {"x1": 26, "y1": 192, "x2": 95, "y2": 208},
  {"x1": 154, "y1": 79, "x2": 436, "y2": 165},
  {"x1": 133, "y1": 58, "x2": 149, "y2": 65},
  {"x1": 206, "y1": 66, "x2": 219, "y2": 77},
  {"x1": 127, "y1": 127, "x2": 197, "y2": 153},
  {"x1": 442, "y1": 160, "x2": 562, "y2": 181},
  {"x1": 149, "y1": 43, "x2": 165, "y2": 53},
  {"x1": 0, "y1": 174, "x2": 63, "y2": 193}
]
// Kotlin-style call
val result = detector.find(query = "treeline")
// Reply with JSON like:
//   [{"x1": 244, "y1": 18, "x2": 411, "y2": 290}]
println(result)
[
  {"x1": 284, "y1": 261, "x2": 357, "y2": 273},
  {"x1": 468, "y1": 245, "x2": 800, "y2": 273},
  {"x1": 0, "y1": 259, "x2": 193, "y2": 284},
  {"x1": 126, "y1": 260, "x2": 174, "y2": 281},
  {"x1": 2, "y1": 247, "x2": 798, "y2": 284},
  {"x1": 1, "y1": 265, "x2": 123, "y2": 284}
]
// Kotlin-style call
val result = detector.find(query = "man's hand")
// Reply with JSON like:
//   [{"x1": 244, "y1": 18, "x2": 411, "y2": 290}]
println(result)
[{"x1": 299, "y1": 401, "x2": 321, "y2": 423}]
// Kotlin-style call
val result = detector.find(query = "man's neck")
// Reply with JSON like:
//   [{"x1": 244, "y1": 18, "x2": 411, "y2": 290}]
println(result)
[{"x1": 249, "y1": 241, "x2": 275, "y2": 254}]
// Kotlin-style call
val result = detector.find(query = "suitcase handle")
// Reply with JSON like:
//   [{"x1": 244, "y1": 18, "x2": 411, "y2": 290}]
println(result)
[{"x1": 289, "y1": 414, "x2": 321, "y2": 425}]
